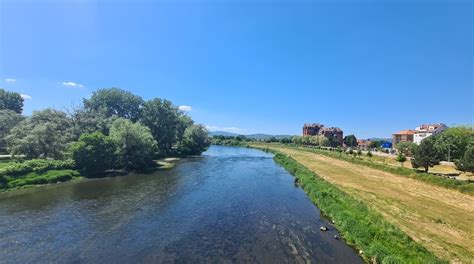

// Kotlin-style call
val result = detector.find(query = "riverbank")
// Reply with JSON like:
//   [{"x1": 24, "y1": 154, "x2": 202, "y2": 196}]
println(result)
[
  {"x1": 0, "y1": 158, "x2": 179, "y2": 192},
  {"x1": 252, "y1": 143, "x2": 474, "y2": 263}
]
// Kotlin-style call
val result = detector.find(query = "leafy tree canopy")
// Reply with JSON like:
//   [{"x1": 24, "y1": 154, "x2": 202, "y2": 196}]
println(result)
[
  {"x1": 411, "y1": 137, "x2": 439, "y2": 172},
  {"x1": 0, "y1": 89, "x2": 24, "y2": 114},
  {"x1": 344, "y1": 135, "x2": 358, "y2": 147},
  {"x1": 84, "y1": 88, "x2": 144, "y2": 121},
  {"x1": 109, "y1": 118, "x2": 157, "y2": 170},
  {"x1": 70, "y1": 132, "x2": 117, "y2": 176}
]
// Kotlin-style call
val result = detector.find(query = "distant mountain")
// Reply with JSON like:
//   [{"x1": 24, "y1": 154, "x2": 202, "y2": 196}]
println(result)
[
  {"x1": 208, "y1": 131, "x2": 294, "y2": 140},
  {"x1": 208, "y1": 131, "x2": 240, "y2": 137}
]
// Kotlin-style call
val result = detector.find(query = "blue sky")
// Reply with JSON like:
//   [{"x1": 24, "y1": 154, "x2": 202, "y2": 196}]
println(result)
[{"x1": 1, "y1": 0, "x2": 472, "y2": 138}]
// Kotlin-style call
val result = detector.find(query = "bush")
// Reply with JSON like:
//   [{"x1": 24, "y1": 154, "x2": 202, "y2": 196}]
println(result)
[
  {"x1": 0, "y1": 159, "x2": 75, "y2": 178},
  {"x1": 6, "y1": 170, "x2": 79, "y2": 188},
  {"x1": 70, "y1": 132, "x2": 117, "y2": 176},
  {"x1": 455, "y1": 143, "x2": 474, "y2": 173}
]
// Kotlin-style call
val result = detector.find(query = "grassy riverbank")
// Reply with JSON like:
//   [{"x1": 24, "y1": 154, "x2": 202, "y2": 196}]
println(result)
[
  {"x1": 253, "y1": 144, "x2": 474, "y2": 262},
  {"x1": 0, "y1": 158, "x2": 177, "y2": 192},
  {"x1": 262, "y1": 144, "x2": 474, "y2": 195},
  {"x1": 273, "y1": 152, "x2": 442, "y2": 263}
]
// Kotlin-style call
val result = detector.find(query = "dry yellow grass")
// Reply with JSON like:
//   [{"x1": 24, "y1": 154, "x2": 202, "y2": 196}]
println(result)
[{"x1": 255, "y1": 144, "x2": 474, "y2": 263}]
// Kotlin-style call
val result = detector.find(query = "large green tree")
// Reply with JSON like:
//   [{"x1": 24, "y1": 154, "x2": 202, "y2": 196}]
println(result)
[
  {"x1": 70, "y1": 108, "x2": 115, "y2": 140},
  {"x1": 84, "y1": 88, "x2": 144, "y2": 121},
  {"x1": 0, "y1": 89, "x2": 24, "y2": 114},
  {"x1": 178, "y1": 124, "x2": 210, "y2": 155},
  {"x1": 70, "y1": 132, "x2": 117, "y2": 176},
  {"x1": 0, "y1": 110, "x2": 24, "y2": 152},
  {"x1": 6, "y1": 109, "x2": 72, "y2": 159},
  {"x1": 140, "y1": 98, "x2": 192, "y2": 156},
  {"x1": 411, "y1": 137, "x2": 440, "y2": 172},
  {"x1": 433, "y1": 127, "x2": 473, "y2": 161},
  {"x1": 344, "y1": 135, "x2": 358, "y2": 147},
  {"x1": 396, "y1": 142, "x2": 418, "y2": 156},
  {"x1": 109, "y1": 118, "x2": 157, "y2": 170}
]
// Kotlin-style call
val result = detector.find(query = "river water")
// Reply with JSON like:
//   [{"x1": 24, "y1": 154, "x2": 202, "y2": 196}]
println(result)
[{"x1": 0, "y1": 146, "x2": 361, "y2": 263}]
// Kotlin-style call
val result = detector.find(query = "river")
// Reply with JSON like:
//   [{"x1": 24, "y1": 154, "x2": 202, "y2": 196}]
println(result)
[{"x1": 0, "y1": 146, "x2": 361, "y2": 263}]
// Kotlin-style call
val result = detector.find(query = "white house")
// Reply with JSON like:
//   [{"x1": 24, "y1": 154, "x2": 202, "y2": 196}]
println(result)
[{"x1": 413, "y1": 123, "x2": 448, "y2": 144}]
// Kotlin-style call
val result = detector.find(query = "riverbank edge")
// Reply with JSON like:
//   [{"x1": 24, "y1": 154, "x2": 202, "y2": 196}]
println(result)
[
  {"x1": 252, "y1": 146, "x2": 444, "y2": 264},
  {"x1": 251, "y1": 143, "x2": 474, "y2": 195},
  {"x1": 0, "y1": 158, "x2": 180, "y2": 193}
]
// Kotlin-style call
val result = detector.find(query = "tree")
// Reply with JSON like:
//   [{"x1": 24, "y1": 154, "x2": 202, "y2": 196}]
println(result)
[
  {"x1": 454, "y1": 143, "x2": 474, "y2": 172},
  {"x1": 69, "y1": 132, "x2": 116, "y2": 176},
  {"x1": 0, "y1": 110, "x2": 24, "y2": 152},
  {"x1": 411, "y1": 137, "x2": 439, "y2": 172},
  {"x1": 357, "y1": 149, "x2": 362, "y2": 156},
  {"x1": 396, "y1": 142, "x2": 417, "y2": 156},
  {"x1": 70, "y1": 108, "x2": 116, "y2": 140},
  {"x1": 434, "y1": 127, "x2": 473, "y2": 161},
  {"x1": 367, "y1": 150, "x2": 373, "y2": 159},
  {"x1": 369, "y1": 140, "x2": 383, "y2": 149},
  {"x1": 84, "y1": 88, "x2": 144, "y2": 121},
  {"x1": 0, "y1": 89, "x2": 24, "y2": 114},
  {"x1": 344, "y1": 135, "x2": 358, "y2": 148},
  {"x1": 6, "y1": 109, "x2": 72, "y2": 159},
  {"x1": 109, "y1": 118, "x2": 157, "y2": 170},
  {"x1": 178, "y1": 124, "x2": 210, "y2": 155},
  {"x1": 141, "y1": 98, "x2": 194, "y2": 156},
  {"x1": 396, "y1": 153, "x2": 407, "y2": 167}
]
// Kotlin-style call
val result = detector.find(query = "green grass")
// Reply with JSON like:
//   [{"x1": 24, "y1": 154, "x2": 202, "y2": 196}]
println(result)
[
  {"x1": 5, "y1": 169, "x2": 81, "y2": 189},
  {"x1": 264, "y1": 144, "x2": 474, "y2": 195},
  {"x1": 273, "y1": 152, "x2": 444, "y2": 264}
]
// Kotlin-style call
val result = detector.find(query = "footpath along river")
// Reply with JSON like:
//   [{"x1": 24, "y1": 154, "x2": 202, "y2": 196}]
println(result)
[{"x1": 0, "y1": 145, "x2": 362, "y2": 263}]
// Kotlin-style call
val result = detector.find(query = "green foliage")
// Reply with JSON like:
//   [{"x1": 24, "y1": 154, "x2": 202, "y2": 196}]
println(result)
[
  {"x1": 178, "y1": 125, "x2": 210, "y2": 155},
  {"x1": 396, "y1": 153, "x2": 407, "y2": 167},
  {"x1": 434, "y1": 127, "x2": 474, "y2": 161},
  {"x1": 84, "y1": 88, "x2": 144, "y2": 121},
  {"x1": 369, "y1": 140, "x2": 382, "y2": 149},
  {"x1": 411, "y1": 137, "x2": 439, "y2": 172},
  {"x1": 0, "y1": 110, "x2": 24, "y2": 152},
  {"x1": 70, "y1": 108, "x2": 115, "y2": 140},
  {"x1": 455, "y1": 143, "x2": 474, "y2": 172},
  {"x1": 6, "y1": 109, "x2": 72, "y2": 159},
  {"x1": 109, "y1": 118, "x2": 157, "y2": 170},
  {"x1": 6, "y1": 170, "x2": 80, "y2": 188},
  {"x1": 69, "y1": 132, "x2": 117, "y2": 176},
  {"x1": 273, "y1": 153, "x2": 442, "y2": 264},
  {"x1": 141, "y1": 98, "x2": 192, "y2": 156},
  {"x1": 367, "y1": 151, "x2": 373, "y2": 158},
  {"x1": 344, "y1": 134, "x2": 358, "y2": 147},
  {"x1": 0, "y1": 88, "x2": 24, "y2": 114},
  {"x1": 396, "y1": 142, "x2": 417, "y2": 156},
  {"x1": 0, "y1": 159, "x2": 75, "y2": 178}
]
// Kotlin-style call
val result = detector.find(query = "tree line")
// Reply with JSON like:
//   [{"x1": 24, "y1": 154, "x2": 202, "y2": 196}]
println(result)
[{"x1": 0, "y1": 88, "x2": 210, "y2": 177}]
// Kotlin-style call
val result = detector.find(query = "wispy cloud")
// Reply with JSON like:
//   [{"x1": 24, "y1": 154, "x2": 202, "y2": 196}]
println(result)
[
  {"x1": 5, "y1": 78, "x2": 16, "y2": 83},
  {"x1": 178, "y1": 105, "x2": 192, "y2": 112},
  {"x1": 62, "y1": 81, "x2": 84, "y2": 88},
  {"x1": 20, "y1": 94, "x2": 32, "y2": 100},
  {"x1": 205, "y1": 125, "x2": 245, "y2": 133}
]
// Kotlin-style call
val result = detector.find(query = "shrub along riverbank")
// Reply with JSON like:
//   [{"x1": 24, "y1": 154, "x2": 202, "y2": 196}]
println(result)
[
  {"x1": 257, "y1": 144, "x2": 474, "y2": 195},
  {"x1": 271, "y1": 151, "x2": 443, "y2": 263}
]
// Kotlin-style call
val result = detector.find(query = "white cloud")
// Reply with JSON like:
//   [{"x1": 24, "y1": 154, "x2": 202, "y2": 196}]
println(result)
[
  {"x1": 62, "y1": 81, "x2": 84, "y2": 88},
  {"x1": 205, "y1": 125, "x2": 245, "y2": 133},
  {"x1": 20, "y1": 94, "x2": 32, "y2": 100},
  {"x1": 5, "y1": 78, "x2": 16, "y2": 83},
  {"x1": 178, "y1": 105, "x2": 192, "y2": 112}
]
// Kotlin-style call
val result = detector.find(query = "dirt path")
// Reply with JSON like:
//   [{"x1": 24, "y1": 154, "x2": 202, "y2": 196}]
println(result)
[{"x1": 261, "y1": 145, "x2": 474, "y2": 263}]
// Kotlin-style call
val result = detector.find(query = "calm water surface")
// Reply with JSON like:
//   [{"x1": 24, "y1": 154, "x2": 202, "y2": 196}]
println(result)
[{"x1": 0, "y1": 146, "x2": 362, "y2": 263}]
